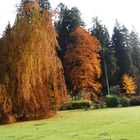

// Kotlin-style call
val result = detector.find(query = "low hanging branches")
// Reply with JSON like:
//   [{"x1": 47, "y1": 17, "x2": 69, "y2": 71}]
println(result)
[
  {"x1": 64, "y1": 27, "x2": 102, "y2": 101},
  {"x1": 0, "y1": 1, "x2": 67, "y2": 124}
]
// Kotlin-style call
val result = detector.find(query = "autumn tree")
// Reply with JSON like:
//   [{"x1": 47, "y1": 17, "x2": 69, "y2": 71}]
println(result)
[
  {"x1": 0, "y1": 0, "x2": 67, "y2": 124},
  {"x1": 122, "y1": 74, "x2": 137, "y2": 95},
  {"x1": 64, "y1": 27, "x2": 101, "y2": 102}
]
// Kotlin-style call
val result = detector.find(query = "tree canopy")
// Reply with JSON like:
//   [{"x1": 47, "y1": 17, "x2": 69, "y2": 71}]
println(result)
[
  {"x1": 64, "y1": 27, "x2": 101, "y2": 101},
  {"x1": 55, "y1": 3, "x2": 84, "y2": 53},
  {"x1": 122, "y1": 74, "x2": 137, "y2": 95},
  {"x1": 0, "y1": 1, "x2": 67, "y2": 124}
]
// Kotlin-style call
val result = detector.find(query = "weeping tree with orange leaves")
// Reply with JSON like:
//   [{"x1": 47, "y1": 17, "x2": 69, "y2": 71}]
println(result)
[
  {"x1": 0, "y1": 0, "x2": 67, "y2": 124},
  {"x1": 64, "y1": 27, "x2": 102, "y2": 102},
  {"x1": 122, "y1": 74, "x2": 137, "y2": 96}
]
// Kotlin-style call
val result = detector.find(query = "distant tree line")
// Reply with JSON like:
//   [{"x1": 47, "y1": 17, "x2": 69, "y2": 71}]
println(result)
[
  {"x1": 54, "y1": 2, "x2": 140, "y2": 97},
  {"x1": 90, "y1": 18, "x2": 140, "y2": 96}
]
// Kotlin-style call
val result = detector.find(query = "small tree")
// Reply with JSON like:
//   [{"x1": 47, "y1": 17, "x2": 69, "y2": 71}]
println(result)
[{"x1": 122, "y1": 74, "x2": 137, "y2": 95}]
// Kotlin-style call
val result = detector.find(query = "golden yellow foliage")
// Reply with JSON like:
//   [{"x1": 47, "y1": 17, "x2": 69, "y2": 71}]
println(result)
[
  {"x1": 0, "y1": 1, "x2": 67, "y2": 124},
  {"x1": 122, "y1": 74, "x2": 137, "y2": 95}
]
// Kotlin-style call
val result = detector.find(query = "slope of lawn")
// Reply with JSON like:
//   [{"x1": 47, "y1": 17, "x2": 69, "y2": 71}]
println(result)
[{"x1": 0, "y1": 106, "x2": 140, "y2": 140}]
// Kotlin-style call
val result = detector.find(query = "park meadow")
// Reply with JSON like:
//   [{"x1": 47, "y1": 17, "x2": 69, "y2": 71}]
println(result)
[{"x1": 0, "y1": 0, "x2": 140, "y2": 139}]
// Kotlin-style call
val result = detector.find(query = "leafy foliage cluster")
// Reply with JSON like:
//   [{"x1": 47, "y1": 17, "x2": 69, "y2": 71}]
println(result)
[
  {"x1": 63, "y1": 27, "x2": 102, "y2": 102},
  {"x1": 60, "y1": 100, "x2": 91, "y2": 110},
  {"x1": 122, "y1": 74, "x2": 137, "y2": 95},
  {"x1": 0, "y1": 1, "x2": 67, "y2": 124},
  {"x1": 105, "y1": 95, "x2": 119, "y2": 107}
]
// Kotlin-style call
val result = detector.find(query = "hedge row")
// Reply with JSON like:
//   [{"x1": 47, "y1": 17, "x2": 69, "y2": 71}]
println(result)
[
  {"x1": 60, "y1": 96, "x2": 140, "y2": 110},
  {"x1": 60, "y1": 100, "x2": 91, "y2": 110},
  {"x1": 105, "y1": 95, "x2": 140, "y2": 107}
]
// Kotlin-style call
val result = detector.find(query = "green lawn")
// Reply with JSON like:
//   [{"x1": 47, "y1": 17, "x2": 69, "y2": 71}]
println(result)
[{"x1": 0, "y1": 107, "x2": 140, "y2": 140}]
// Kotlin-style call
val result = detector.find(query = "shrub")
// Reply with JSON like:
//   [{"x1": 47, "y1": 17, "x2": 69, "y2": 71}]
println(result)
[
  {"x1": 110, "y1": 85, "x2": 121, "y2": 96},
  {"x1": 60, "y1": 100, "x2": 91, "y2": 110},
  {"x1": 105, "y1": 95, "x2": 119, "y2": 107},
  {"x1": 120, "y1": 97, "x2": 129, "y2": 107},
  {"x1": 94, "y1": 103, "x2": 101, "y2": 109},
  {"x1": 60, "y1": 102, "x2": 72, "y2": 110},
  {"x1": 72, "y1": 100, "x2": 91, "y2": 109},
  {"x1": 129, "y1": 96, "x2": 140, "y2": 106}
]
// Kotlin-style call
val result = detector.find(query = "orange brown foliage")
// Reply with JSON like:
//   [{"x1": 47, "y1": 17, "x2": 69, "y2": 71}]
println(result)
[
  {"x1": 0, "y1": 1, "x2": 67, "y2": 124},
  {"x1": 64, "y1": 27, "x2": 102, "y2": 101}
]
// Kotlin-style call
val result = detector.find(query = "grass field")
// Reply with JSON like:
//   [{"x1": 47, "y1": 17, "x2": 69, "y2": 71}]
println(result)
[{"x1": 0, "y1": 107, "x2": 140, "y2": 140}]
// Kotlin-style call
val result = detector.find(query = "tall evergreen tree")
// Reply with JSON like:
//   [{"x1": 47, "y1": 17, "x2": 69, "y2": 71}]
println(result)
[
  {"x1": 130, "y1": 30, "x2": 140, "y2": 73},
  {"x1": 111, "y1": 21, "x2": 133, "y2": 82},
  {"x1": 3, "y1": 22, "x2": 12, "y2": 36},
  {"x1": 38, "y1": 0, "x2": 51, "y2": 10},
  {"x1": 90, "y1": 17, "x2": 114, "y2": 95},
  {"x1": 91, "y1": 17, "x2": 110, "y2": 49},
  {"x1": 55, "y1": 3, "x2": 84, "y2": 55},
  {"x1": 130, "y1": 30, "x2": 140, "y2": 94}
]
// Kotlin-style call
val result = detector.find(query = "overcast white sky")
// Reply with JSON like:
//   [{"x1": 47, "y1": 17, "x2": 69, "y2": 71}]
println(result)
[{"x1": 0, "y1": 0, "x2": 140, "y2": 36}]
